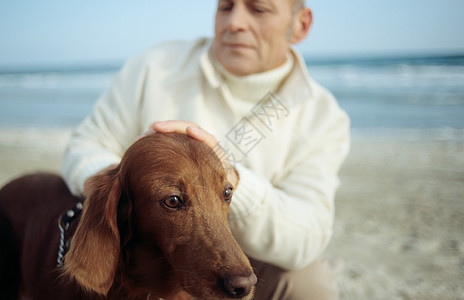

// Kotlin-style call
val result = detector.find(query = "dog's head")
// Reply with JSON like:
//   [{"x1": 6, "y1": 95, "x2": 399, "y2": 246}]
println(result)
[{"x1": 64, "y1": 133, "x2": 256, "y2": 299}]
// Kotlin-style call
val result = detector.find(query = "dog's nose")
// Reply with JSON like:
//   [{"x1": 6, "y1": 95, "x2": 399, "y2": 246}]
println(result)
[{"x1": 221, "y1": 272, "x2": 257, "y2": 298}]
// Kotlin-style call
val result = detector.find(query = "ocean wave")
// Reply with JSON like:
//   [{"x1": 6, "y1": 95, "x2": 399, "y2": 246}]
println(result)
[{"x1": 0, "y1": 71, "x2": 115, "y2": 90}]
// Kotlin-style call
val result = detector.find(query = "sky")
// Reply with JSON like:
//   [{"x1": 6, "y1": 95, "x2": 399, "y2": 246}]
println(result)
[{"x1": 0, "y1": 0, "x2": 463, "y2": 68}]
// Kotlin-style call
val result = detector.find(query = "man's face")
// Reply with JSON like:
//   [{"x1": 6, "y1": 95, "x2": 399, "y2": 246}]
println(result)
[{"x1": 213, "y1": 0, "x2": 296, "y2": 76}]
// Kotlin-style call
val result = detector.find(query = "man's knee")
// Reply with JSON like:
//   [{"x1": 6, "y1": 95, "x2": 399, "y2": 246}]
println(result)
[{"x1": 251, "y1": 258, "x2": 340, "y2": 300}]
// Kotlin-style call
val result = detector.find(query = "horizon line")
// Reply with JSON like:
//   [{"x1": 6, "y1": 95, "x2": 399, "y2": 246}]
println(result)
[{"x1": 1, "y1": 51, "x2": 463, "y2": 74}]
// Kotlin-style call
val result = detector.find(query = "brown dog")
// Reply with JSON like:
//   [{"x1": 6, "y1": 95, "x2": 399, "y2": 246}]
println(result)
[{"x1": 0, "y1": 133, "x2": 256, "y2": 299}]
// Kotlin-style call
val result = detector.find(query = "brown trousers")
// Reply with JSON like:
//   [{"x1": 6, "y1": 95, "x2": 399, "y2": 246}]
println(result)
[{"x1": 250, "y1": 258, "x2": 340, "y2": 300}]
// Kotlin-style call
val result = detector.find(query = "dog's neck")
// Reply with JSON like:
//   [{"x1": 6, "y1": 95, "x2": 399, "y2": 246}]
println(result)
[
  {"x1": 115, "y1": 241, "x2": 184, "y2": 299},
  {"x1": 57, "y1": 200, "x2": 84, "y2": 268}
]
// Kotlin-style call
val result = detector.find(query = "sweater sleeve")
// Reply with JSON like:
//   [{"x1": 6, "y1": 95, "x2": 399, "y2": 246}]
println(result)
[
  {"x1": 228, "y1": 105, "x2": 350, "y2": 270},
  {"x1": 61, "y1": 57, "x2": 147, "y2": 195}
]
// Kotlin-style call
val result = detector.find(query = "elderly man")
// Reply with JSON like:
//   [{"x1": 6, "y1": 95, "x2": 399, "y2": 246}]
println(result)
[{"x1": 62, "y1": 0, "x2": 350, "y2": 299}]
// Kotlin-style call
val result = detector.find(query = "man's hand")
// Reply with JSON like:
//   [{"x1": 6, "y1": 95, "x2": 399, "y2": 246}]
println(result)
[{"x1": 150, "y1": 120, "x2": 239, "y2": 187}]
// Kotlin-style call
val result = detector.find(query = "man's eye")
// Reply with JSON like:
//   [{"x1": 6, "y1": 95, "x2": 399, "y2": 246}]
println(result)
[
  {"x1": 252, "y1": 6, "x2": 267, "y2": 13},
  {"x1": 162, "y1": 196, "x2": 183, "y2": 209},
  {"x1": 251, "y1": 3, "x2": 271, "y2": 14},
  {"x1": 218, "y1": 3, "x2": 233, "y2": 12}
]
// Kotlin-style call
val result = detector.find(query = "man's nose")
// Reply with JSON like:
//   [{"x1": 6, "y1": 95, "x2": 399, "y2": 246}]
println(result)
[{"x1": 225, "y1": 5, "x2": 249, "y2": 32}]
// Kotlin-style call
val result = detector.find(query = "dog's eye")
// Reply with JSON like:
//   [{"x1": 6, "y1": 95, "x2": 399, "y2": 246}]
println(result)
[
  {"x1": 162, "y1": 196, "x2": 183, "y2": 209},
  {"x1": 223, "y1": 187, "x2": 233, "y2": 203}
]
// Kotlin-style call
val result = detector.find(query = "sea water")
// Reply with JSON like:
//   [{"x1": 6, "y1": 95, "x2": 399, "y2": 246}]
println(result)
[
  {"x1": 307, "y1": 55, "x2": 464, "y2": 130},
  {"x1": 0, "y1": 55, "x2": 463, "y2": 130},
  {"x1": 0, "y1": 66, "x2": 116, "y2": 128}
]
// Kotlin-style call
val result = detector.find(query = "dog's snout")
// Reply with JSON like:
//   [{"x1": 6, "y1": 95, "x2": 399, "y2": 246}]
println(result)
[{"x1": 221, "y1": 272, "x2": 257, "y2": 298}]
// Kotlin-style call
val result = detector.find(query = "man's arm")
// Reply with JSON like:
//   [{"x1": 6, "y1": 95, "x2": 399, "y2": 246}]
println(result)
[
  {"x1": 62, "y1": 56, "x2": 146, "y2": 195},
  {"x1": 229, "y1": 109, "x2": 350, "y2": 270}
]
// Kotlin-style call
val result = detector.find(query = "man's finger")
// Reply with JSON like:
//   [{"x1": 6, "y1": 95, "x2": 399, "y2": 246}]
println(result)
[
  {"x1": 150, "y1": 120, "x2": 200, "y2": 134},
  {"x1": 186, "y1": 126, "x2": 218, "y2": 149}
]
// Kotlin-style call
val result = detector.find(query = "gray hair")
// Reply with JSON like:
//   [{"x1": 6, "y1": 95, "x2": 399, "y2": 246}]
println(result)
[
  {"x1": 293, "y1": 0, "x2": 306, "y2": 14},
  {"x1": 287, "y1": 0, "x2": 307, "y2": 40}
]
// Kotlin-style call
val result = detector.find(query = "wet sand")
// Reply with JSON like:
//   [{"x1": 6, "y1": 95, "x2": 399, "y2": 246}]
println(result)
[{"x1": 1, "y1": 128, "x2": 463, "y2": 299}]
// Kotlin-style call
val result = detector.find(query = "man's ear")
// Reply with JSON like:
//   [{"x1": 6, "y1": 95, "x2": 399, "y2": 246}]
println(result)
[{"x1": 290, "y1": 8, "x2": 312, "y2": 44}]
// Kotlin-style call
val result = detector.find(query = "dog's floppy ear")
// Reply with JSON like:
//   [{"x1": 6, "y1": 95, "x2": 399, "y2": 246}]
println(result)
[{"x1": 64, "y1": 167, "x2": 122, "y2": 295}]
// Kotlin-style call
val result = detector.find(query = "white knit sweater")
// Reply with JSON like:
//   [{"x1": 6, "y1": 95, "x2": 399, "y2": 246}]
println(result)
[{"x1": 62, "y1": 38, "x2": 350, "y2": 270}]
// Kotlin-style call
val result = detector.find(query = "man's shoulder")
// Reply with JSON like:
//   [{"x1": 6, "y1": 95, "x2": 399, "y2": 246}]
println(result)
[
  {"x1": 114, "y1": 38, "x2": 210, "y2": 84},
  {"x1": 136, "y1": 38, "x2": 210, "y2": 67},
  {"x1": 282, "y1": 48, "x2": 339, "y2": 108},
  {"x1": 118, "y1": 37, "x2": 210, "y2": 84},
  {"x1": 282, "y1": 49, "x2": 349, "y2": 128}
]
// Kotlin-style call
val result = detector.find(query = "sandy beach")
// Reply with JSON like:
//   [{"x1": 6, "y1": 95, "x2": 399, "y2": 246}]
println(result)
[{"x1": 1, "y1": 127, "x2": 463, "y2": 299}]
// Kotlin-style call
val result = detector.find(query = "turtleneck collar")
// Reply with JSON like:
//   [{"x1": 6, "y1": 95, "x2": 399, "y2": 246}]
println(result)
[{"x1": 210, "y1": 50, "x2": 294, "y2": 104}]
